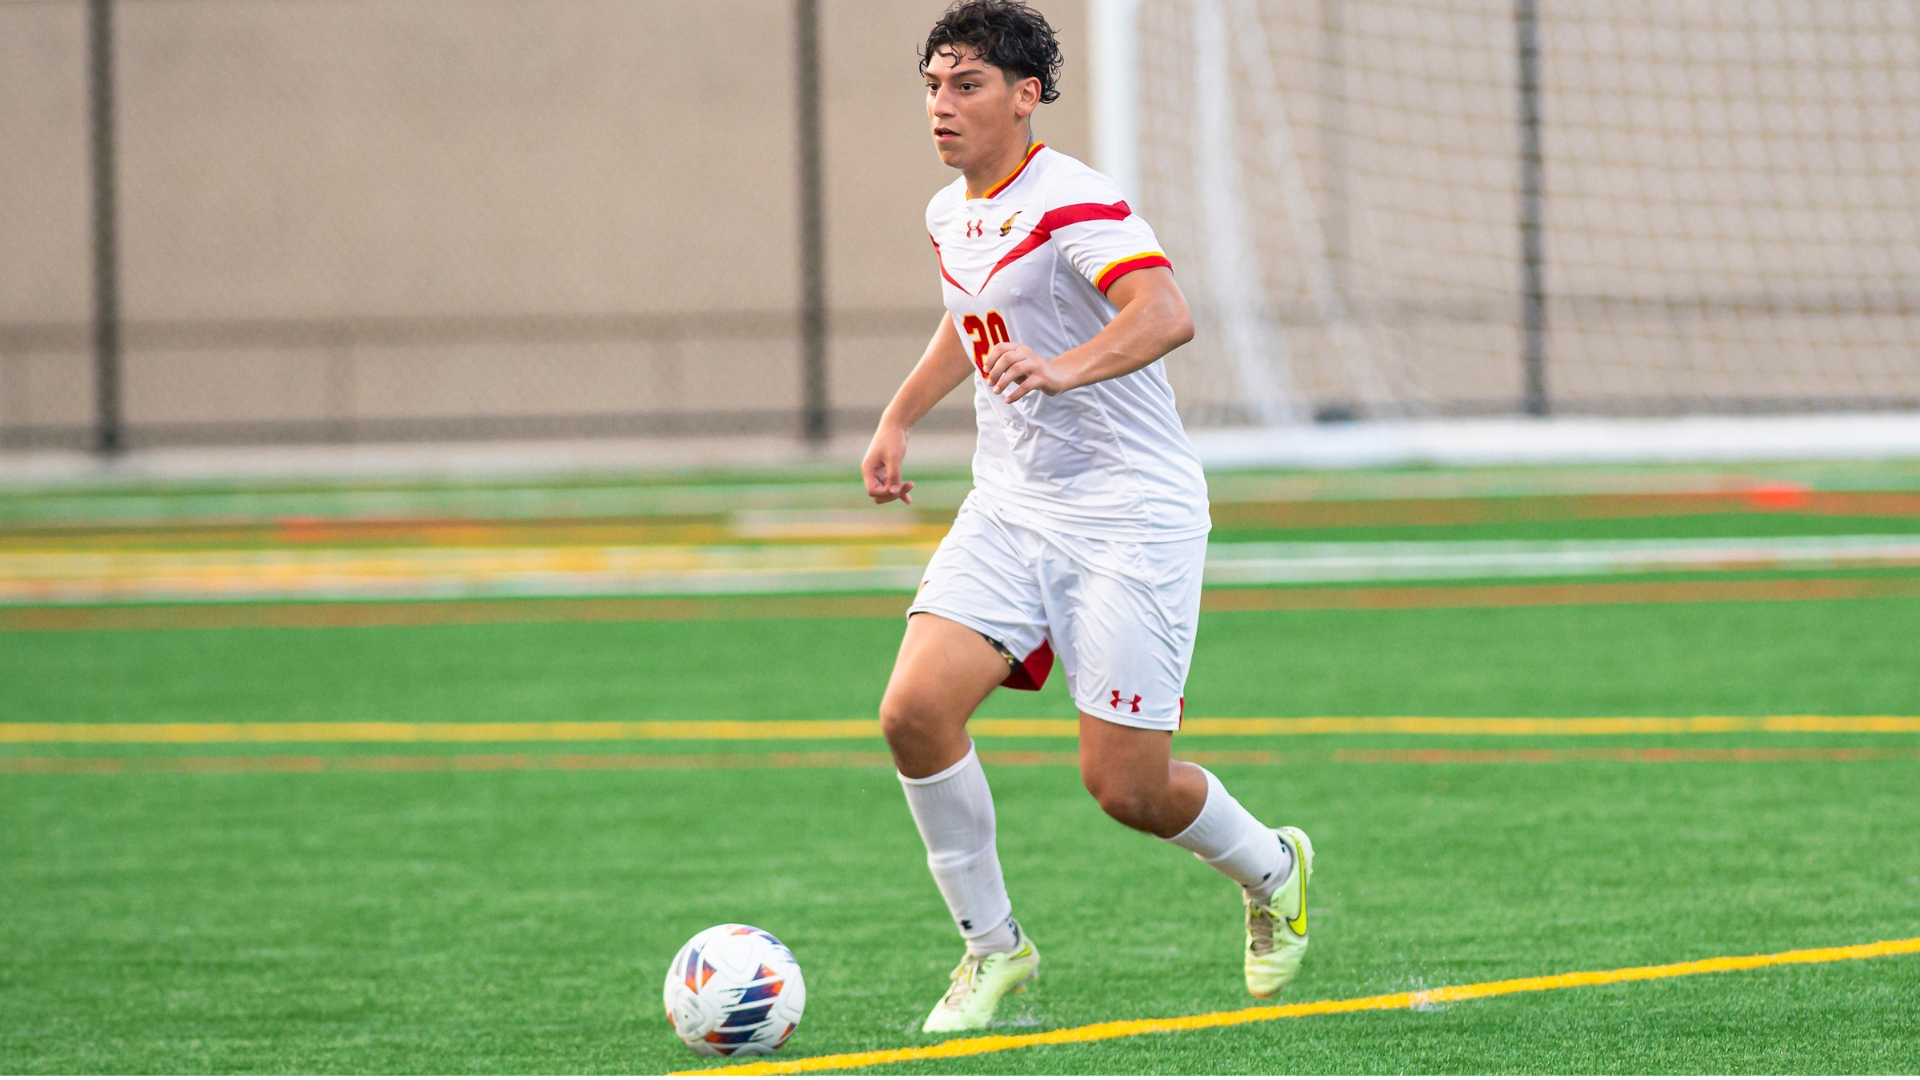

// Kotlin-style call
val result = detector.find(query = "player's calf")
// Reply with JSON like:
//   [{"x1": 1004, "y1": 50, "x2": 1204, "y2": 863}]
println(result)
[
  {"x1": 1077, "y1": 713, "x2": 1209, "y2": 837},
  {"x1": 1080, "y1": 715, "x2": 1312, "y2": 996},
  {"x1": 1079, "y1": 763, "x2": 1203, "y2": 837}
]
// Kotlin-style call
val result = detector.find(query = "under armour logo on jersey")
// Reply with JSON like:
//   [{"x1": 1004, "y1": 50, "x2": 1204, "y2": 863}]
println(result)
[
  {"x1": 1110, "y1": 691, "x2": 1143, "y2": 714},
  {"x1": 965, "y1": 219, "x2": 984, "y2": 238},
  {"x1": 999, "y1": 211, "x2": 1020, "y2": 236}
]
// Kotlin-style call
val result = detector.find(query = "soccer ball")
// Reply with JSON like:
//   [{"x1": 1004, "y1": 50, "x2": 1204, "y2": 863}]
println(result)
[{"x1": 662, "y1": 924, "x2": 806, "y2": 1057}]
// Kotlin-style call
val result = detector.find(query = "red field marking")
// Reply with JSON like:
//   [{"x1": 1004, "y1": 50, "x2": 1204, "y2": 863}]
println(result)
[
  {"x1": 5, "y1": 746, "x2": 1916, "y2": 776},
  {"x1": 0, "y1": 756, "x2": 130, "y2": 774},
  {"x1": 0, "y1": 751, "x2": 904, "y2": 775},
  {"x1": 976, "y1": 750, "x2": 1078, "y2": 767},
  {"x1": 1742, "y1": 484, "x2": 1811, "y2": 510}
]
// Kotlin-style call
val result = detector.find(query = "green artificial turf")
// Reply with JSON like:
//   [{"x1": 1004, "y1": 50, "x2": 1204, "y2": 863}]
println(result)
[
  {"x1": 5, "y1": 596, "x2": 1919, "y2": 727},
  {"x1": 4, "y1": 594, "x2": 1920, "y2": 1072},
  {"x1": 3, "y1": 758, "x2": 1918, "y2": 1072}
]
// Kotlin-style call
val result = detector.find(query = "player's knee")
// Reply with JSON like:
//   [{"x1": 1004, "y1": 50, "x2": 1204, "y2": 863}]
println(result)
[
  {"x1": 1082, "y1": 770, "x2": 1158, "y2": 832},
  {"x1": 878, "y1": 687, "x2": 939, "y2": 751}
]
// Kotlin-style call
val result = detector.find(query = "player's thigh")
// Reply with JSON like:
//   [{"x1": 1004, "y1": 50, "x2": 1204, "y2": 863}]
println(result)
[
  {"x1": 883, "y1": 612, "x2": 1010, "y2": 726},
  {"x1": 1044, "y1": 536, "x2": 1205, "y2": 731},
  {"x1": 880, "y1": 613, "x2": 1011, "y2": 778}
]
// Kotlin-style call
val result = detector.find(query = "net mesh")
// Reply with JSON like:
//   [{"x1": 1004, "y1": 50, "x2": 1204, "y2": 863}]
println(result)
[{"x1": 1136, "y1": 0, "x2": 1920, "y2": 424}]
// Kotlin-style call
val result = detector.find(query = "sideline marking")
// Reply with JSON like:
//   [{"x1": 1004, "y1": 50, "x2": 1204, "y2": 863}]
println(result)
[
  {"x1": 5, "y1": 746, "x2": 1918, "y2": 775},
  {"x1": 1202, "y1": 575, "x2": 1920, "y2": 613},
  {"x1": 673, "y1": 936, "x2": 1920, "y2": 1076},
  {"x1": 7, "y1": 535, "x2": 1917, "y2": 604},
  {"x1": 5, "y1": 574, "x2": 1919, "y2": 631},
  {"x1": 4, "y1": 715, "x2": 1918, "y2": 744}
]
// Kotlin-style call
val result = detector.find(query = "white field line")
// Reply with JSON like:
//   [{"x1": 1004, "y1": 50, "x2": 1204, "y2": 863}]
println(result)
[
  {"x1": 1188, "y1": 412, "x2": 1920, "y2": 469},
  {"x1": 2, "y1": 535, "x2": 1919, "y2": 605},
  {"x1": 1203, "y1": 534, "x2": 1920, "y2": 584}
]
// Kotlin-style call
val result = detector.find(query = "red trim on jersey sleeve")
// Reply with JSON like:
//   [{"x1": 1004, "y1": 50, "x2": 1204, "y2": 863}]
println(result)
[
  {"x1": 1000, "y1": 639, "x2": 1054, "y2": 691},
  {"x1": 981, "y1": 142, "x2": 1045, "y2": 199},
  {"x1": 929, "y1": 234, "x2": 970, "y2": 294},
  {"x1": 978, "y1": 201, "x2": 1136, "y2": 291},
  {"x1": 1095, "y1": 253, "x2": 1174, "y2": 294}
]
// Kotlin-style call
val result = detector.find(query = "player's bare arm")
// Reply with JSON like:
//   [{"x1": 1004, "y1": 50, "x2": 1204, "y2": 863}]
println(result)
[
  {"x1": 863, "y1": 314, "x2": 974, "y2": 506},
  {"x1": 983, "y1": 266, "x2": 1193, "y2": 402}
]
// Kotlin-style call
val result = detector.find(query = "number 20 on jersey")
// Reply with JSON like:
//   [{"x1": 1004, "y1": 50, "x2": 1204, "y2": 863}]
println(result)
[{"x1": 961, "y1": 312, "x2": 1010, "y2": 377}]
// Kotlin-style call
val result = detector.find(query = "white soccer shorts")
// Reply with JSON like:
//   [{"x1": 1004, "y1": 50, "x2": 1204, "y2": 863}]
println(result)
[{"x1": 907, "y1": 497, "x2": 1206, "y2": 732}]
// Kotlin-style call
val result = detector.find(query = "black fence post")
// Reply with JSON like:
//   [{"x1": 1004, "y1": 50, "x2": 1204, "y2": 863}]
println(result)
[
  {"x1": 88, "y1": 0, "x2": 124, "y2": 454},
  {"x1": 1516, "y1": 0, "x2": 1548, "y2": 417},
  {"x1": 795, "y1": 0, "x2": 829, "y2": 445}
]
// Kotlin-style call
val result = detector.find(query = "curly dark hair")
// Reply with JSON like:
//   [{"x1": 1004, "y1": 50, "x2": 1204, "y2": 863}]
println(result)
[{"x1": 920, "y1": 1, "x2": 1063, "y2": 105}]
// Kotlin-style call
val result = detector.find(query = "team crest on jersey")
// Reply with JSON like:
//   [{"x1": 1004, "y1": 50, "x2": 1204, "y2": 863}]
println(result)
[{"x1": 999, "y1": 211, "x2": 1020, "y2": 237}]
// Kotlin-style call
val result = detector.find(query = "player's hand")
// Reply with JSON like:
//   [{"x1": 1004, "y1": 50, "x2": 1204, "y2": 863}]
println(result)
[
  {"x1": 984, "y1": 342, "x2": 1068, "y2": 403},
  {"x1": 862, "y1": 422, "x2": 915, "y2": 505}
]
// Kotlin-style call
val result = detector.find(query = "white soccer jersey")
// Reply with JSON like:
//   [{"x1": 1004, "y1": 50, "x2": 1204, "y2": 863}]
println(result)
[{"x1": 927, "y1": 144, "x2": 1210, "y2": 542}]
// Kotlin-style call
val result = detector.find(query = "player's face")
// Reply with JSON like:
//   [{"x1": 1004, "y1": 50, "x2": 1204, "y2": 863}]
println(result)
[{"x1": 925, "y1": 47, "x2": 1038, "y2": 172}]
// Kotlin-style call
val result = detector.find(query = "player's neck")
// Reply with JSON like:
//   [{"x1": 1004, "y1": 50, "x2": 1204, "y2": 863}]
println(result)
[{"x1": 964, "y1": 131, "x2": 1038, "y2": 199}]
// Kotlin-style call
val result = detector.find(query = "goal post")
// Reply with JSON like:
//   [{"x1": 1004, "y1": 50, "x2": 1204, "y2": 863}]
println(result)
[
  {"x1": 1090, "y1": 0, "x2": 1920, "y2": 428},
  {"x1": 1089, "y1": 0, "x2": 1146, "y2": 201}
]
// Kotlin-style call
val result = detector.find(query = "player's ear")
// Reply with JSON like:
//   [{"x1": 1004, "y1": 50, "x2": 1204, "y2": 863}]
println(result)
[{"x1": 1011, "y1": 75, "x2": 1041, "y2": 120}]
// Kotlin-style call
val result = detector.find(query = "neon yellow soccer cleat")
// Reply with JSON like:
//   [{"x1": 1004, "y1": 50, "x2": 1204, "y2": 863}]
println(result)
[
  {"x1": 1244, "y1": 826, "x2": 1314, "y2": 999},
  {"x1": 921, "y1": 934, "x2": 1041, "y2": 1033}
]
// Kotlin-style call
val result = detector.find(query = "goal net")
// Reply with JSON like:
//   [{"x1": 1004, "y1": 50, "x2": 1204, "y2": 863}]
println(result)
[{"x1": 1116, "y1": 0, "x2": 1920, "y2": 425}]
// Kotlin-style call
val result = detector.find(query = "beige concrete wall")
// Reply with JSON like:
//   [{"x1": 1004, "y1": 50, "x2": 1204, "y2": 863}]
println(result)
[
  {"x1": 5, "y1": 0, "x2": 1914, "y2": 445},
  {"x1": 0, "y1": 2, "x2": 94, "y2": 437},
  {"x1": 0, "y1": 0, "x2": 1089, "y2": 444}
]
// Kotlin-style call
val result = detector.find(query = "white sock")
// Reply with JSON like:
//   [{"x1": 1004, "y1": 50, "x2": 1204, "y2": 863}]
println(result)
[
  {"x1": 898, "y1": 743, "x2": 1019, "y2": 956},
  {"x1": 1167, "y1": 766, "x2": 1292, "y2": 902}
]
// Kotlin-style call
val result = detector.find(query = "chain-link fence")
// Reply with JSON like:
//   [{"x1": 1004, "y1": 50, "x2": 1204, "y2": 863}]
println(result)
[
  {"x1": 4, "y1": 0, "x2": 1918, "y2": 452},
  {"x1": 1, "y1": 0, "x2": 998, "y2": 451},
  {"x1": 1138, "y1": 0, "x2": 1920, "y2": 423}
]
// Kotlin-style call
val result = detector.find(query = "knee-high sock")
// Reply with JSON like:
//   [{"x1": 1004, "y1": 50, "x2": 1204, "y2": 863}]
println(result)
[
  {"x1": 1167, "y1": 766, "x2": 1292, "y2": 900},
  {"x1": 898, "y1": 743, "x2": 1019, "y2": 955}
]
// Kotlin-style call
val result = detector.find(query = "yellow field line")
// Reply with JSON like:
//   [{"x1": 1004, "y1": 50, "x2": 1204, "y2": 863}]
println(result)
[
  {"x1": 4, "y1": 716, "x2": 1919, "y2": 745},
  {"x1": 674, "y1": 936, "x2": 1920, "y2": 1076}
]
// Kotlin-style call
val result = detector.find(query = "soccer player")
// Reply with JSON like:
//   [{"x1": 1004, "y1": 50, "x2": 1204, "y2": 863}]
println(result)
[{"x1": 861, "y1": 0, "x2": 1313, "y2": 1034}]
